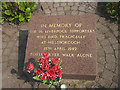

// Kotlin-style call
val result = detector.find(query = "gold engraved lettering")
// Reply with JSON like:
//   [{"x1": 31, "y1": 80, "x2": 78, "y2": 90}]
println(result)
[
  {"x1": 54, "y1": 47, "x2": 66, "y2": 50},
  {"x1": 77, "y1": 54, "x2": 92, "y2": 58},
  {"x1": 48, "y1": 35, "x2": 57, "y2": 39},
  {"x1": 38, "y1": 53, "x2": 41, "y2": 56},
  {"x1": 89, "y1": 29, "x2": 93, "y2": 32},
  {"x1": 70, "y1": 29, "x2": 95, "y2": 33},
  {"x1": 36, "y1": 36, "x2": 40, "y2": 38},
  {"x1": 47, "y1": 41, "x2": 80, "y2": 44},
  {"x1": 75, "y1": 23, "x2": 82, "y2": 27},
  {"x1": 30, "y1": 52, "x2": 60, "y2": 57},
  {"x1": 38, "y1": 30, "x2": 43, "y2": 33},
  {"x1": 49, "y1": 23, "x2": 71, "y2": 28},
  {"x1": 51, "y1": 53, "x2": 60, "y2": 57},
  {"x1": 33, "y1": 53, "x2": 38, "y2": 56},
  {"x1": 62, "y1": 53, "x2": 74, "y2": 57},
  {"x1": 30, "y1": 52, "x2": 33, "y2": 56},
  {"x1": 41, "y1": 24, "x2": 47, "y2": 28},
  {"x1": 44, "y1": 47, "x2": 52, "y2": 50},
  {"x1": 45, "y1": 30, "x2": 67, "y2": 33},
  {"x1": 59, "y1": 35, "x2": 85, "y2": 39},
  {"x1": 41, "y1": 41, "x2": 46, "y2": 44},
  {"x1": 36, "y1": 35, "x2": 46, "y2": 39},
  {"x1": 30, "y1": 52, "x2": 42, "y2": 56},
  {"x1": 68, "y1": 47, "x2": 77, "y2": 51},
  {"x1": 33, "y1": 30, "x2": 37, "y2": 33}
]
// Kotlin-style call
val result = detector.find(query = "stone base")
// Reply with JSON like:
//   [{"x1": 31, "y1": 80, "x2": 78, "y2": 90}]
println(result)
[{"x1": 62, "y1": 74, "x2": 96, "y2": 80}]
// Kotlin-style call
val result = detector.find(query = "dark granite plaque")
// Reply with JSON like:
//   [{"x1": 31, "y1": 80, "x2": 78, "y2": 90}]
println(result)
[{"x1": 24, "y1": 15, "x2": 97, "y2": 80}]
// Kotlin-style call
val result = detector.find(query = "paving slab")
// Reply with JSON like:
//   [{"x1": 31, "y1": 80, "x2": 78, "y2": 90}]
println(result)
[{"x1": 2, "y1": 2, "x2": 119, "y2": 89}]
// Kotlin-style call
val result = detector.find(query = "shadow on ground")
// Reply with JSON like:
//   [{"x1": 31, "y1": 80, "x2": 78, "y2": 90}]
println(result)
[
  {"x1": 18, "y1": 30, "x2": 28, "y2": 75},
  {"x1": 10, "y1": 30, "x2": 37, "y2": 88},
  {"x1": 11, "y1": 30, "x2": 43, "y2": 88}
]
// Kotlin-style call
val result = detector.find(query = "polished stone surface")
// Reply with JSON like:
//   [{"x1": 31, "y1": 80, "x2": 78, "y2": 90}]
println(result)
[{"x1": 25, "y1": 15, "x2": 97, "y2": 80}]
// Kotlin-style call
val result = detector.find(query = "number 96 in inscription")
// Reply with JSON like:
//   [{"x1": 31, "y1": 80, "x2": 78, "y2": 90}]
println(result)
[{"x1": 44, "y1": 47, "x2": 77, "y2": 51}]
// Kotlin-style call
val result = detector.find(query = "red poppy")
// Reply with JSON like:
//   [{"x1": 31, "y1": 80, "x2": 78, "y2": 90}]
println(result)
[
  {"x1": 50, "y1": 75, "x2": 56, "y2": 80},
  {"x1": 52, "y1": 65, "x2": 59, "y2": 71},
  {"x1": 46, "y1": 68, "x2": 56, "y2": 79},
  {"x1": 44, "y1": 56, "x2": 50, "y2": 63},
  {"x1": 51, "y1": 58, "x2": 59, "y2": 65},
  {"x1": 27, "y1": 63, "x2": 34, "y2": 71},
  {"x1": 38, "y1": 57, "x2": 43, "y2": 62},
  {"x1": 36, "y1": 69, "x2": 44, "y2": 75},
  {"x1": 56, "y1": 69, "x2": 62, "y2": 77},
  {"x1": 41, "y1": 74, "x2": 49, "y2": 80},
  {"x1": 40, "y1": 58, "x2": 49, "y2": 65},
  {"x1": 41, "y1": 64, "x2": 49, "y2": 71},
  {"x1": 43, "y1": 52, "x2": 49, "y2": 57}
]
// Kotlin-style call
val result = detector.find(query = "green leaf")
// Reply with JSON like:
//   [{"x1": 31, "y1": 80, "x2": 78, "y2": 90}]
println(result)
[
  {"x1": 106, "y1": 3, "x2": 111, "y2": 7},
  {"x1": 9, "y1": 2, "x2": 12, "y2": 6},
  {"x1": 5, "y1": 10, "x2": 11, "y2": 15},
  {"x1": 2, "y1": 2, "x2": 7, "y2": 9},
  {"x1": 48, "y1": 84, "x2": 52, "y2": 89},
  {"x1": 50, "y1": 81, "x2": 53, "y2": 84},
  {"x1": 58, "y1": 60, "x2": 62, "y2": 66},
  {"x1": 117, "y1": 17, "x2": 120, "y2": 21},
  {"x1": 29, "y1": 2, "x2": 35, "y2": 8},
  {"x1": 106, "y1": 8, "x2": 110, "y2": 10},
  {"x1": 0, "y1": 19, "x2": 4, "y2": 24},
  {"x1": 26, "y1": 8, "x2": 31, "y2": 13},
  {"x1": 51, "y1": 85, "x2": 54, "y2": 88},
  {"x1": 26, "y1": 12, "x2": 31, "y2": 18},
  {"x1": 15, "y1": 15, "x2": 19, "y2": 18},
  {"x1": 19, "y1": 14, "x2": 25, "y2": 22},
  {"x1": 26, "y1": 17, "x2": 31, "y2": 22},
  {"x1": 110, "y1": 16, "x2": 115, "y2": 18},
  {"x1": 35, "y1": 60, "x2": 40, "y2": 67},
  {"x1": 25, "y1": 8, "x2": 31, "y2": 21},
  {"x1": 19, "y1": 2, "x2": 25, "y2": 11},
  {"x1": 110, "y1": 10, "x2": 116, "y2": 15},
  {"x1": 17, "y1": 2, "x2": 20, "y2": 5},
  {"x1": 25, "y1": 10, "x2": 31, "y2": 22},
  {"x1": 26, "y1": 2, "x2": 35, "y2": 8},
  {"x1": 19, "y1": 6, "x2": 25, "y2": 11},
  {"x1": 15, "y1": 12, "x2": 18, "y2": 15},
  {"x1": 43, "y1": 79, "x2": 48, "y2": 84},
  {"x1": 8, "y1": 17, "x2": 14, "y2": 21},
  {"x1": 33, "y1": 68, "x2": 37, "y2": 72},
  {"x1": 33, "y1": 75, "x2": 41, "y2": 80},
  {"x1": 33, "y1": 73, "x2": 35, "y2": 75}
]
